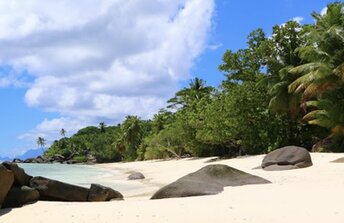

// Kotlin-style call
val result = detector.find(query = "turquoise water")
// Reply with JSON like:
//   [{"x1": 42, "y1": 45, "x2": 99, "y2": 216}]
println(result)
[{"x1": 17, "y1": 163, "x2": 141, "y2": 193}]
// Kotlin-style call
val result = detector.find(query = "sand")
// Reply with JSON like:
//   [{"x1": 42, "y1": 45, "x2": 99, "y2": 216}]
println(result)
[{"x1": 1, "y1": 153, "x2": 344, "y2": 223}]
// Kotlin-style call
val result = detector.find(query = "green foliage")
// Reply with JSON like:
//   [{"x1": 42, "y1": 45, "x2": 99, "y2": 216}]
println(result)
[
  {"x1": 45, "y1": 125, "x2": 123, "y2": 162},
  {"x1": 115, "y1": 116, "x2": 148, "y2": 161},
  {"x1": 73, "y1": 155, "x2": 87, "y2": 162}
]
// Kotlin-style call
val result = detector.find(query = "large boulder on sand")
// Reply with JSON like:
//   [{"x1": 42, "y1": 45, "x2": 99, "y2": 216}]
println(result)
[
  {"x1": 87, "y1": 184, "x2": 123, "y2": 201},
  {"x1": 30, "y1": 176, "x2": 90, "y2": 201},
  {"x1": 2, "y1": 186, "x2": 40, "y2": 208},
  {"x1": 262, "y1": 146, "x2": 312, "y2": 171},
  {"x1": 0, "y1": 164, "x2": 14, "y2": 208},
  {"x1": 2, "y1": 162, "x2": 32, "y2": 186},
  {"x1": 128, "y1": 172, "x2": 145, "y2": 180},
  {"x1": 331, "y1": 157, "x2": 344, "y2": 163},
  {"x1": 151, "y1": 164, "x2": 270, "y2": 200}
]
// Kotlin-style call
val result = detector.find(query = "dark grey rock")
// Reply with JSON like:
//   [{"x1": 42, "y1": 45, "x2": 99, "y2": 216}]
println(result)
[
  {"x1": 2, "y1": 162, "x2": 32, "y2": 186},
  {"x1": 262, "y1": 146, "x2": 312, "y2": 171},
  {"x1": 331, "y1": 157, "x2": 344, "y2": 163},
  {"x1": 35, "y1": 156, "x2": 47, "y2": 163},
  {"x1": 0, "y1": 164, "x2": 14, "y2": 208},
  {"x1": 151, "y1": 164, "x2": 270, "y2": 200},
  {"x1": 2, "y1": 186, "x2": 40, "y2": 208},
  {"x1": 30, "y1": 176, "x2": 90, "y2": 201},
  {"x1": 12, "y1": 159, "x2": 23, "y2": 163},
  {"x1": 128, "y1": 172, "x2": 145, "y2": 180},
  {"x1": 23, "y1": 158, "x2": 36, "y2": 163},
  {"x1": 48, "y1": 154, "x2": 65, "y2": 163},
  {"x1": 64, "y1": 160, "x2": 78, "y2": 164},
  {"x1": 87, "y1": 184, "x2": 123, "y2": 201},
  {"x1": 263, "y1": 164, "x2": 299, "y2": 171}
]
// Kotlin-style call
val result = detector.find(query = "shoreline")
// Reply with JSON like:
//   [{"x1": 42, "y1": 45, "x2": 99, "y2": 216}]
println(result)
[{"x1": 1, "y1": 153, "x2": 344, "y2": 223}]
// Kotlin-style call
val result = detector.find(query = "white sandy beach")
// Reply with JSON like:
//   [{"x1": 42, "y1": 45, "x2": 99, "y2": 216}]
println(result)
[{"x1": 1, "y1": 153, "x2": 344, "y2": 223}]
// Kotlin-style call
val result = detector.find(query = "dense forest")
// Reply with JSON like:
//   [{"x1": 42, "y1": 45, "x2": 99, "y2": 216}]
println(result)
[{"x1": 44, "y1": 2, "x2": 344, "y2": 162}]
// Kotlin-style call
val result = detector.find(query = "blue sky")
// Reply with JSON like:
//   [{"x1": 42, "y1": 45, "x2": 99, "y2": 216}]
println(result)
[{"x1": 0, "y1": 0, "x2": 331, "y2": 157}]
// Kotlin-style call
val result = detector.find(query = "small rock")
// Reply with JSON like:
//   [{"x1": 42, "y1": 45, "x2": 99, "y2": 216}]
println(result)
[
  {"x1": 12, "y1": 159, "x2": 23, "y2": 163},
  {"x1": 128, "y1": 172, "x2": 145, "y2": 180}
]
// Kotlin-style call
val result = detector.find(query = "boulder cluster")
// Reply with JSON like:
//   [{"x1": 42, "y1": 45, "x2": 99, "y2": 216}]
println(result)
[
  {"x1": 0, "y1": 162, "x2": 123, "y2": 209},
  {"x1": 12, "y1": 154, "x2": 97, "y2": 164}
]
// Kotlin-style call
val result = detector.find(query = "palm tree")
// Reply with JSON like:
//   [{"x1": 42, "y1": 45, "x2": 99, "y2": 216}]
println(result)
[
  {"x1": 36, "y1": 136, "x2": 46, "y2": 154},
  {"x1": 152, "y1": 109, "x2": 174, "y2": 133},
  {"x1": 167, "y1": 77, "x2": 214, "y2": 109},
  {"x1": 288, "y1": 2, "x2": 344, "y2": 98},
  {"x1": 116, "y1": 116, "x2": 143, "y2": 160},
  {"x1": 99, "y1": 122, "x2": 106, "y2": 133},
  {"x1": 260, "y1": 21, "x2": 306, "y2": 117},
  {"x1": 60, "y1": 128, "x2": 66, "y2": 137},
  {"x1": 287, "y1": 2, "x2": 344, "y2": 139}
]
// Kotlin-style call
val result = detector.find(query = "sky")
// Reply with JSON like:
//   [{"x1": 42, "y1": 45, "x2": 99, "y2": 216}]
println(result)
[{"x1": 0, "y1": 0, "x2": 332, "y2": 157}]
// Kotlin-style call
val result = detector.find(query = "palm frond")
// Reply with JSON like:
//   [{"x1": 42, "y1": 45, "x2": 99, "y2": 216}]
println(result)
[
  {"x1": 289, "y1": 62, "x2": 322, "y2": 74},
  {"x1": 308, "y1": 119, "x2": 334, "y2": 128},
  {"x1": 269, "y1": 81, "x2": 287, "y2": 95},
  {"x1": 288, "y1": 63, "x2": 332, "y2": 93},
  {"x1": 303, "y1": 110, "x2": 329, "y2": 121},
  {"x1": 334, "y1": 61, "x2": 344, "y2": 81}
]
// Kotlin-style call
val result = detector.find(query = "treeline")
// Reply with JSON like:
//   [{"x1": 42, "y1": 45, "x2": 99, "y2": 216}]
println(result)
[{"x1": 45, "y1": 2, "x2": 344, "y2": 162}]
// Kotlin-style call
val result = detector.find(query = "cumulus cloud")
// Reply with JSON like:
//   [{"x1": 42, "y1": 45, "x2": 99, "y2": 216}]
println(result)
[
  {"x1": 0, "y1": 0, "x2": 215, "y2": 142},
  {"x1": 19, "y1": 117, "x2": 89, "y2": 144},
  {"x1": 320, "y1": 7, "x2": 327, "y2": 16},
  {"x1": 292, "y1": 16, "x2": 304, "y2": 24}
]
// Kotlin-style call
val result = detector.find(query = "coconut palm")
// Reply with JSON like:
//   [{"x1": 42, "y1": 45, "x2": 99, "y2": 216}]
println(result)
[
  {"x1": 287, "y1": 2, "x2": 344, "y2": 138},
  {"x1": 60, "y1": 128, "x2": 66, "y2": 137},
  {"x1": 116, "y1": 116, "x2": 143, "y2": 160},
  {"x1": 36, "y1": 136, "x2": 46, "y2": 153},
  {"x1": 167, "y1": 77, "x2": 214, "y2": 109},
  {"x1": 99, "y1": 122, "x2": 106, "y2": 133},
  {"x1": 288, "y1": 2, "x2": 344, "y2": 98},
  {"x1": 258, "y1": 21, "x2": 306, "y2": 117},
  {"x1": 302, "y1": 88, "x2": 344, "y2": 136}
]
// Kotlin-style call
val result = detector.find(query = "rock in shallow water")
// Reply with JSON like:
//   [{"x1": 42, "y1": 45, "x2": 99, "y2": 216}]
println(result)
[
  {"x1": 151, "y1": 164, "x2": 270, "y2": 200},
  {"x1": 128, "y1": 172, "x2": 145, "y2": 180}
]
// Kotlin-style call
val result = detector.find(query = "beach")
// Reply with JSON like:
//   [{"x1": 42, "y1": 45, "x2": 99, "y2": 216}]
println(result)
[{"x1": 1, "y1": 152, "x2": 344, "y2": 223}]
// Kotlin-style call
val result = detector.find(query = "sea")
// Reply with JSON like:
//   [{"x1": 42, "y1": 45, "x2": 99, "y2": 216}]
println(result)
[{"x1": 7, "y1": 163, "x2": 143, "y2": 193}]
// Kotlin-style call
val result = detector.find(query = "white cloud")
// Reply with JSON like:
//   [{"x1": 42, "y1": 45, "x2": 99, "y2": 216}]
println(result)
[
  {"x1": 207, "y1": 43, "x2": 223, "y2": 50},
  {"x1": 0, "y1": 0, "x2": 215, "y2": 144},
  {"x1": 321, "y1": 7, "x2": 327, "y2": 16},
  {"x1": 19, "y1": 117, "x2": 90, "y2": 144},
  {"x1": 292, "y1": 16, "x2": 304, "y2": 24}
]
